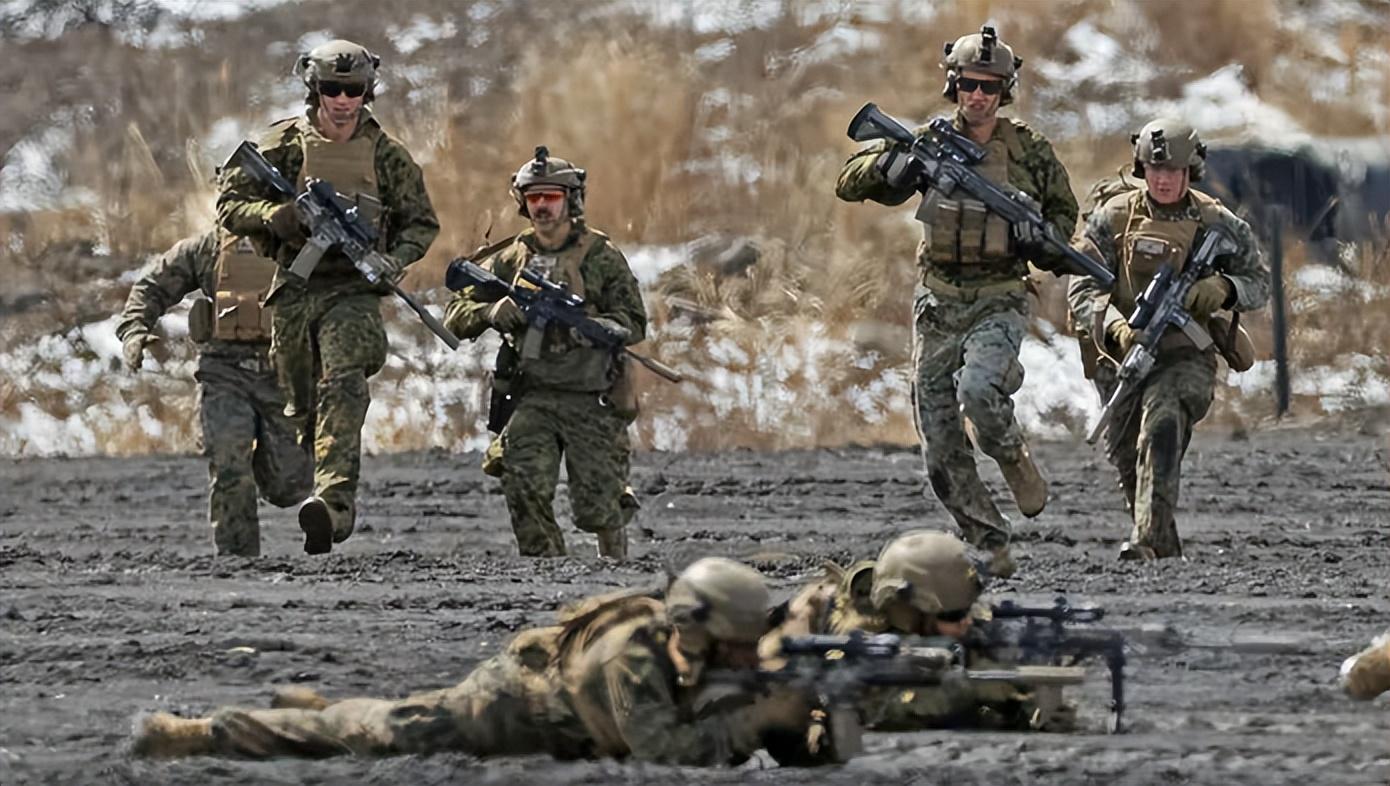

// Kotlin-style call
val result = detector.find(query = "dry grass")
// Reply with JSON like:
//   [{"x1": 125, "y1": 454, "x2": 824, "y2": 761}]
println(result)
[{"x1": 1, "y1": 0, "x2": 1388, "y2": 454}]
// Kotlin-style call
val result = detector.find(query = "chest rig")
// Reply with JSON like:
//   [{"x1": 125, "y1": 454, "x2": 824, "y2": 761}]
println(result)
[
  {"x1": 1110, "y1": 190, "x2": 1222, "y2": 316},
  {"x1": 510, "y1": 231, "x2": 618, "y2": 393},
  {"x1": 209, "y1": 235, "x2": 278, "y2": 342},
  {"x1": 917, "y1": 121, "x2": 1024, "y2": 269},
  {"x1": 295, "y1": 121, "x2": 382, "y2": 277}
]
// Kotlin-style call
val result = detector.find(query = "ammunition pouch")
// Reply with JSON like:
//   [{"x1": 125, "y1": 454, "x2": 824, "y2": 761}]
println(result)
[
  {"x1": 918, "y1": 193, "x2": 1013, "y2": 266},
  {"x1": 187, "y1": 297, "x2": 214, "y2": 343},
  {"x1": 486, "y1": 342, "x2": 520, "y2": 434},
  {"x1": 607, "y1": 353, "x2": 640, "y2": 421},
  {"x1": 1209, "y1": 312, "x2": 1255, "y2": 371}
]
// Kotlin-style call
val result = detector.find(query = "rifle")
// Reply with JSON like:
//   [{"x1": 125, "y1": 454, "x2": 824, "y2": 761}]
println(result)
[
  {"x1": 980, "y1": 595, "x2": 1127, "y2": 733},
  {"x1": 224, "y1": 141, "x2": 460, "y2": 350},
  {"x1": 1086, "y1": 224, "x2": 1240, "y2": 444},
  {"x1": 709, "y1": 631, "x2": 1087, "y2": 762},
  {"x1": 443, "y1": 258, "x2": 684, "y2": 383},
  {"x1": 846, "y1": 103, "x2": 1116, "y2": 289}
]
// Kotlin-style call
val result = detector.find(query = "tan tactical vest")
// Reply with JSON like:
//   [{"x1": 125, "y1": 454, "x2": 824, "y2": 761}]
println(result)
[
  {"x1": 193, "y1": 235, "x2": 277, "y2": 343},
  {"x1": 513, "y1": 230, "x2": 618, "y2": 392},
  {"x1": 917, "y1": 121, "x2": 1024, "y2": 268},
  {"x1": 295, "y1": 121, "x2": 382, "y2": 277}
]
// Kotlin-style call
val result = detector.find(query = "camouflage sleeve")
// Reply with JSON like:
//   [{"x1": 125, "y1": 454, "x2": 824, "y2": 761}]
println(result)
[
  {"x1": 607, "y1": 643, "x2": 762, "y2": 766},
  {"x1": 443, "y1": 250, "x2": 518, "y2": 341},
  {"x1": 1019, "y1": 126, "x2": 1080, "y2": 271},
  {"x1": 115, "y1": 231, "x2": 219, "y2": 342},
  {"x1": 376, "y1": 137, "x2": 440, "y2": 268},
  {"x1": 834, "y1": 140, "x2": 917, "y2": 206},
  {"x1": 216, "y1": 126, "x2": 303, "y2": 249},
  {"x1": 1215, "y1": 211, "x2": 1270, "y2": 312},
  {"x1": 589, "y1": 243, "x2": 647, "y2": 345},
  {"x1": 1067, "y1": 206, "x2": 1123, "y2": 331}
]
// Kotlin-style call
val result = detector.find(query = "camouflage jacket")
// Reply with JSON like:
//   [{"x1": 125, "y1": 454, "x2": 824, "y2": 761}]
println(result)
[
  {"x1": 115, "y1": 230, "x2": 263, "y2": 360},
  {"x1": 216, "y1": 108, "x2": 439, "y2": 295},
  {"x1": 763, "y1": 562, "x2": 1043, "y2": 732},
  {"x1": 444, "y1": 224, "x2": 647, "y2": 392},
  {"x1": 1067, "y1": 187, "x2": 1270, "y2": 340},
  {"x1": 835, "y1": 109, "x2": 1079, "y2": 285},
  {"x1": 550, "y1": 591, "x2": 803, "y2": 766}
]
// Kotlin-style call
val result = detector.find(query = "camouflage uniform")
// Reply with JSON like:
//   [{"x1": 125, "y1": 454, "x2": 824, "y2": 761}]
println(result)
[
  {"x1": 836, "y1": 109, "x2": 1078, "y2": 553},
  {"x1": 445, "y1": 226, "x2": 646, "y2": 557},
  {"x1": 218, "y1": 107, "x2": 438, "y2": 547},
  {"x1": 1069, "y1": 185, "x2": 1267, "y2": 558},
  {"x1": 115, "y1": 231, "x2": 311, "y2": 556},
  {"x1": 136, "y1": 574, "x2": 816, "y2": 765}
]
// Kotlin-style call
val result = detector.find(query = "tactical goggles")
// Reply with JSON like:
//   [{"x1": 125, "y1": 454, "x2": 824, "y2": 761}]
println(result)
[
  {"x1": 522, "y1": 189, "x2": 566, "y2": 206},
  {"x1": 956, "y1": 76, "x2": 1004, "y2": 96},
  {"x1": 318, "y1": 81, "x2": 367, "y2": 99}
]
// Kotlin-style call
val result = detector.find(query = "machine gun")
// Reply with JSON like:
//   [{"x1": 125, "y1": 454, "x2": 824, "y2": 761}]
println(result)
[
  {"x1": 1086, "y1": 224, "x2": 1240, "y2": 444},
  {"x1": 224, "y1": 141, "x2": 459, "y2": 350},
  {"x1": 444, "y1": 258, "x2": 684, "y2": 383},
  {"x1": 980, "y1": 596, "x2": 1127, "y2": 733},
  {"x1": 709, "y1": 631, "x2": 1088, "y2": 762},
  {"x1": 845, "y1": 103, "x2": 1116, "y2": 289}
]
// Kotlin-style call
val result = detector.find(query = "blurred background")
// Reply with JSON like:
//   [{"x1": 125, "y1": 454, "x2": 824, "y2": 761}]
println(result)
[{"x1": 0, "y1": 0, "x2": 1386, "y2": 457}]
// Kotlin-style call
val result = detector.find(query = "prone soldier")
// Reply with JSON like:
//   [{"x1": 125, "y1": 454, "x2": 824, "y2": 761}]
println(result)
[
  {"x1": 1068, "y1": 118, "x2": 1269, "y2": 560},
  {"x1": 116, "y1": 230, "x2": 311, "y2": 556},
  {"x1": 218, "y1": 39, "x2": 440, "y2": 554},
  {"x1": 835, "y1": 26, "x2": 1082, "y2": 576},
  {"x1": 444, "y1": 148, "x2": 646, "y2": 559}
]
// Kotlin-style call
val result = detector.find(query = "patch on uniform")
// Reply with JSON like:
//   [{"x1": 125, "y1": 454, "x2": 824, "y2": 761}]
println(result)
[{"x1": 1132, "y1": 237, "x2": 1170, "y2": 256}]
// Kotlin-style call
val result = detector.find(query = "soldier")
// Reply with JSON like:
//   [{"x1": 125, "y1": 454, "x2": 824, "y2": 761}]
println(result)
[
  {"x1": 218, "y1": 39, "x2": 439, "y2": 554},
  {"x1": 835, "y1": 25, "x2": 1081, "y2": 576},
  {"x1": 444, "y1": 148, "x2": 646, "y2": 559},
  {"x1": 131, "y1": 558, "x2": 821, "y2": 765},
  {"x1": 1068, "y1": 118, "x2": 1269, "y2": 560},
  {"x1": 764, "y1": 530, "x2": 1072, "y2": 731},
  {"x1": 1341, "y1": 630, "x2": 1390, "y2": 700},
  {"x1": 115, "y1": 230, "x2": 311, "y2": 557}
]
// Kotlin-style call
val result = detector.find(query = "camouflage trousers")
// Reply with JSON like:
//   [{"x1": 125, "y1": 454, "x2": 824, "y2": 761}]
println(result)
[
  {"x1": 911, "y1": 286, "x2": 1029, "y2": 550},
  {"x1": 270, "y1": 285, "x2": 387, "y2": 535},
  {"x1": 195, "y1": 352, "x2": 313, "y2": 557},
  {"x1": 204, "y1": 651, "x2": 588, "y2": 759},
  {"x1": 500, "y1": 390, "x2": 632, "y2": 557},
  {"x1": 1095, "y1": 350, "x2": 1217, "y2": 557}
]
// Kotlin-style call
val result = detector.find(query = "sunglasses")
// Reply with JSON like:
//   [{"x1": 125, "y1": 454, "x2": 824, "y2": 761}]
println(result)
[
  {"x1": 318, "y1": 81, "x2": 366, "y2": 99},
  {"x1": 523, "y1": 190, "x2": 566, "y2": 205},
  {"x1": 956, "y1": 76, "x2": 1004, "y2": 96}
]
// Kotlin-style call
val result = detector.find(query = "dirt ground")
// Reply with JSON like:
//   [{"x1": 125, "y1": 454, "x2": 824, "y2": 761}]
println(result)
[{"x1": 2, "y1": 426, "x2": 1389, "y2": 785}]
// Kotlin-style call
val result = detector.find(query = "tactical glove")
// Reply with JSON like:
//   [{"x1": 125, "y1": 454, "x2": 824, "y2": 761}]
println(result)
[
  {"x1": 122, "y1": 332, "x2": 159, "y2": 372},
  {"x1": 374, "y1": 253, "x2": 407, "y2": 285},
  {"x1": 1105, "y1": 319, "x2": 1137, "y2": 355},
  {"x1": 267, "y1": 203, "x2": 307, "y2": 244},
  {"x1": 486, "y1": 297, "x2": 527, "y2": 332},
  {"x1": 1183, "y1": 275, "x2": 1233, "y2": 317},
  {"x1": 876, "y1": 148, "x2": 924, "y2": 190}
]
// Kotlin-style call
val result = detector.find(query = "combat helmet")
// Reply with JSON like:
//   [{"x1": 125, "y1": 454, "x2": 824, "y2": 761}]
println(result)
[
  {"x1": 1131, "y1": 117, "x2": 1207, "y2": 181},
  {"x1": 870, "y1": 531, "x2": 983, "y2": 618},
  {"x1": 942, "y1": 25, "x2": 1023, "y2": 105},
  {"x1": 666, "y1": 557, "x2": 770, "y2": 649},
  {"x1": 296, "y1": 39, "x2": 381, "y2": 100},
  {"x1": 510, "y1": 145, "x2": 587, "y2": 219}
]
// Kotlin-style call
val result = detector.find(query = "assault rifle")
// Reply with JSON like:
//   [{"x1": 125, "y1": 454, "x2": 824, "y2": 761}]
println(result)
[
  {"x1": 846, "y1": 103, "x2": 1116, "y2": 289},
  {"x1": 1086, "y1": 224, "x2": 1240, "y2": 444},
  {"x1": 709, "y1": 631, "x2": 1088, "y2": 762},
  {"x1": 224, "y1": 141, "x2": 460, "y2": 350},
  {"x1": 981, "y1": 596, "x2": 1127, "y2": 733},
  {"x1": 443, "y1": 259, "x2": 684, "y2": 383}
]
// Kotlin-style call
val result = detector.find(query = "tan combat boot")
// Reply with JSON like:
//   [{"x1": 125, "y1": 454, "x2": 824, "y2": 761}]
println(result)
[
  {"x1": 999, "y1": 446, "x2": 1047, "y2": 518},
  {"x1": 271, "y1": 685, "x2": 331, "y2": 711},
  {"x1": 131, "y1": 712, "x2": 215, "y2": 758},
  {"x1": 1341, "y1": 631, "x2": 1390, "y2": 700},
  {"x1": 597, "y1": 528, "x2": 628, "y2": 560}
]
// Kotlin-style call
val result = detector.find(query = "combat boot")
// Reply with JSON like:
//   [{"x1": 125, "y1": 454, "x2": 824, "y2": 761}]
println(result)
[
  {"x1": 271, "y1": 685, "x2": 330, "y2": 711},
  {"x1": 998, "y1": 446, "x2": 1047, "y2": 518},
  {"x1": 298, "y1": 497, "x2": 334, "y2": 555},
  {"x1": 1341, "y1": 631, "x2": 1390, "y2": 700},
  {"x1": 597, "y1": 528, "x2": 628, "y2": 560},
  {"x1": 1117, "y1": 541, "x2": 1158, "y2": 561},
  {"x1": 131, "y1": 712, "x2": 215, "y2": 758}
]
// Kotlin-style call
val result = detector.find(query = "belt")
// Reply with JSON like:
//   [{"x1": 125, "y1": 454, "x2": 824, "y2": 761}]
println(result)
[{"x1": 920, "y1": 272, "x2": 1028, "y2": 302}]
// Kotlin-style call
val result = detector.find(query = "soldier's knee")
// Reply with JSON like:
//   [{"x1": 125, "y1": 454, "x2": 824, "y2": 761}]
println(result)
[{"x1": 319, "y1": 370, "x2": 369, "y2": 402}]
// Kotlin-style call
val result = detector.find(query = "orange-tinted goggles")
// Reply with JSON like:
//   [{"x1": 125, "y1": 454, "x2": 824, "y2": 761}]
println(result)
[{"x1": 523, "y1": 189, "x2": 566, "y2": 206}]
